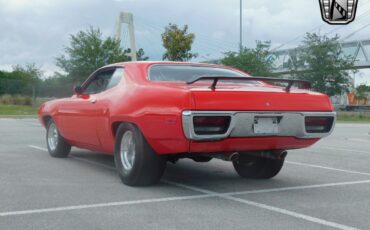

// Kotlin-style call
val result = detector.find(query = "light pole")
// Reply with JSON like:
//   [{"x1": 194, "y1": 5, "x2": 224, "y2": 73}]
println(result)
[{"x1": 239, "y1": 0, "x2": 243, "y2": 52}]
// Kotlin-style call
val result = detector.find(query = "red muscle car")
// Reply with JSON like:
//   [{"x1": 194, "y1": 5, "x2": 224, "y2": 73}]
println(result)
[{"x1": 38, "y1": 61, "x2": 335, "y2": 186}]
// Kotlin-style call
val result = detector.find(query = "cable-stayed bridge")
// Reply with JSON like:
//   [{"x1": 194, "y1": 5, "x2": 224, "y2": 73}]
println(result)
[
  {"x1": 272, "y1": 39, "x2": 370, "y2": 74},
  {"x1": 115, "y1": 11, "x2": 370, "y2": 76}
]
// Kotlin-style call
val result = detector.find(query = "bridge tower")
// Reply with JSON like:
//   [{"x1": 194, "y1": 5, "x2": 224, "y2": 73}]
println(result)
[{"x1": 115, "y1": 12, "x2": 137, "y2": 61}]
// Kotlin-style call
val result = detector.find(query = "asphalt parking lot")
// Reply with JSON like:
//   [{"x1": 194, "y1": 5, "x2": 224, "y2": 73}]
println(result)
[{"x1": 1, "y1": 118, "x2": 370, "y2": 230}]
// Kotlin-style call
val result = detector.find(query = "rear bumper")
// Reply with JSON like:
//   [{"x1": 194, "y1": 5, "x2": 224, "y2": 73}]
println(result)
[
  {"x1": 182, "y1": 110, "x2": 336, "y2": 141},
  {"x1": 148, "y1": 136, "x2": 320, "y2": 155},
  {"x1": 189, "y1": 137, "x2": 320, "y2": 153}
]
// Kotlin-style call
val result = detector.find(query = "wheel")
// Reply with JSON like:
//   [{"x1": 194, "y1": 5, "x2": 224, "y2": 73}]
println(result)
[
  {"x1": 233, "y1": 154, "x2": 285, "y2": 179},
  {"x1": 114, "y1": 123, "x2": 167, "y2": 186},
  {"x1": 46, "y1": 120, "x2": 71, "y2": 158}
]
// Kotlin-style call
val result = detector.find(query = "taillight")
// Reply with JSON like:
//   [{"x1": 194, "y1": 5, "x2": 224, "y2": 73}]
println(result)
[
  {"x1": 193, "y1": 116, "x2": 231, "y2": 135},
  {"x1": 305, "y1": 117, "x2": 334, "y2": 133}
]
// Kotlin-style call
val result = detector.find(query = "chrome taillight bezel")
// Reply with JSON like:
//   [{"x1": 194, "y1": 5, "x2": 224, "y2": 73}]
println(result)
[{"x1": 182, "y1": 110, "x2": 336, "y2": 141}]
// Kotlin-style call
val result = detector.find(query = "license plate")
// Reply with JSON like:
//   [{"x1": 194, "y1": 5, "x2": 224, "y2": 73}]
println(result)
[{"x1": 253, "y1": 117, "x2": 279, "y2": 134}]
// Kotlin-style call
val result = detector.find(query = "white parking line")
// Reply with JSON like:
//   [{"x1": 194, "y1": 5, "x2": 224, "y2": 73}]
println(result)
[
  {"x1": 286, "y1": 161, "x2": 370, "y2": 176},
  {"x1": 28, "y1": 145, "x2": 116, "y2": 170},
  {"x1": 226, "y1": 179, "x2": 370, "y2": 196},
  {"x1": 225, "y1": 196, "x2": 358, "y2": 230},
  {"x1": 3, "y1": 177, "x2": 370, "y2": 219},
  {"x1": 164, "y1": 181, "x2": 359, "y2": 230},
  {"x1": 347, "y1": 138, "x2": 370, "y2": 143},
  {"x1": 315, "y1": 146, "x2": 370, "y2": 154},
  {"x1": 28, "y1": 145, "x2": 48, "y2": 152},
  {"x1": 25, "y1": 144, "x2": 366, "y2": 229},
  {"x1": 0, "y1": 194, "x2": 213, "y2": 217}
]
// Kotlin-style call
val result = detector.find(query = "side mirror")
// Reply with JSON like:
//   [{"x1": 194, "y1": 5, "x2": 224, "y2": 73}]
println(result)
[{"x1": 74, "y1": 86, "x2": 83, "y2": 95}]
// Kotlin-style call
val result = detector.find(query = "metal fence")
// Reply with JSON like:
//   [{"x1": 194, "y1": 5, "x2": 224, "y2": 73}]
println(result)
[{"x1": 0, "y1": 78, "x2": 74, "y2": 99}]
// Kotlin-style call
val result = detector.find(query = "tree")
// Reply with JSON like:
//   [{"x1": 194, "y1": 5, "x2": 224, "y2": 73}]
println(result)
[
  {"x1": 136, "y1": 48, "x2": 149, "y2": 61},
  {"x1": 0, "y1": 64, "x2": 42, "y2": 96},
  {"x1": 221, "y1": 41, "x2": 274, "y2": 76},
  {"x1": 12, "y1": 63, "x2": 42, "y2": 85},
  {"x1": 355, "y1": 84, "x2": 370, "y2": 101},
  {"x1": 161, "y1": 23, "x2": 197, "y2": 61},
  {"x1": 288, "y1": 33, "x2": 356, "y2": 96},
  {"x1": 56, "y1": 27, "x2": 130, "y2": 83},
  {"x1": 124, "y1": 48, "x2": 149, "y2": 61}
]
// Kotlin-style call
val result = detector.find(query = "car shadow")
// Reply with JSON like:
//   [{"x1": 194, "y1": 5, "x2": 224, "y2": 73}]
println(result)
[
  {"x1": 71, "y1": 150, "x2": 116, "y2": 169},
  {"x1": 68, "y1": 149, "x2": 283, "y2": 189}
]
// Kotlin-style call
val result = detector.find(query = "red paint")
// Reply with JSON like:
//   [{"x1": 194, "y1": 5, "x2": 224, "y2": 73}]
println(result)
[{"x1": 39, "y1": 61, "x2": 334, "y2": 155}]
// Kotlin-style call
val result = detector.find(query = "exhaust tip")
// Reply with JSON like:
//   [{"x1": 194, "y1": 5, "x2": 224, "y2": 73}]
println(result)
[
  {"x1": 228, "y1": 152, "x2": 239, "y2": 162},
  {"x1": 277, "y1": 150, "x2": 288, "y2": 160}
]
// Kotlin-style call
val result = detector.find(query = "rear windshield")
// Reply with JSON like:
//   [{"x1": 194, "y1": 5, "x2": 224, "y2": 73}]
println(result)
[{"x1": 148, "y1": 64, "x2": 246, "y2": 82}]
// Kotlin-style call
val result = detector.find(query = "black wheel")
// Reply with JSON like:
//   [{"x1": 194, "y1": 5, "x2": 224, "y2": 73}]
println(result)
[
  {"x1": 114, "y1": 123, "x2": 167, "y2": 186},
  {"x1": 46, "y1": 120, "x2": 71, "y2": 158},
  {"x1": 233, "y1": 154, "x2": 285, "y2": 179}
]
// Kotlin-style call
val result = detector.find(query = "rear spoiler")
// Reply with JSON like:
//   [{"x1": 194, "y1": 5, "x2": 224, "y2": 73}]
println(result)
[{"x1": 186, "y1": 76, "x2": 311, "y2": 92}]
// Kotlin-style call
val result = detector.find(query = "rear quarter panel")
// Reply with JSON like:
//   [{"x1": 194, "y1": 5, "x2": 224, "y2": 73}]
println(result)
[{"x1": 109, "y1": 63, "x2": 194, "y2": 154}]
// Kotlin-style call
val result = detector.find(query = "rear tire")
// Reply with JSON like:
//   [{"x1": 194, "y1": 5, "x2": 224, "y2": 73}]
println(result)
[
  {"x1": 114, "y1": 123, "x2": 166, "y2": 186},
  {"x1": 233, "y1": 154, "x2": 284, "y2": 179},
  {"x1": 46, "y1": 120, "x2": 71, "y2": 158}
]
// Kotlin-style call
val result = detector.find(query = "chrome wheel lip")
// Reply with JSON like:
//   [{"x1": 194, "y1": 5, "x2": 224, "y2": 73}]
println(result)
[
  {"x1": 47, "y1": 123, "x2": 58, "y2": 151},
  {"x1": 120, "y1": 131, "x2": 136, "y2": 171}
]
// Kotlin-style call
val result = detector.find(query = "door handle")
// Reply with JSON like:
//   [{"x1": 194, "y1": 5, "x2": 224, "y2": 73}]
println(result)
[{"x1": 90, "y1": 97, "x2": 97, "y2": 103}]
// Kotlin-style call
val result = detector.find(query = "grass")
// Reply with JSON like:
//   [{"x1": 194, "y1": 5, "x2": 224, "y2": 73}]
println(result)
[
  {"x1": 0, "y1": 104, "x2": 38, "y2": 116},
  {"x1": 336, "y1": 112, "x2": 370, "y2": 123}
]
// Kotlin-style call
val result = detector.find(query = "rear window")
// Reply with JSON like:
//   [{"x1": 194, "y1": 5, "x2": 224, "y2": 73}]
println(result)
[{"x1": 148, "y1": 65, "x2": 246, "y2": 82}]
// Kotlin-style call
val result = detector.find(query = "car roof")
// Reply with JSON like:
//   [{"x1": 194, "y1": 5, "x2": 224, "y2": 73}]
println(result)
[
  {"x1": 104, "y1": 61, "x2": 227, "y2": 69},
  {"x1": 102, "y1": 61, "x2": 248, "y2": 83}
]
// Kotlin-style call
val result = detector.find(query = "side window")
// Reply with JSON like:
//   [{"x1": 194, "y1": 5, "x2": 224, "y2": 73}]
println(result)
[
  {"x1": 83, "y1": 70, "x2": 114, "y2": 94},
  {"x1": 106, "y1": 68, "x2": 124, "y2": 90},
  {"x1": 83, "y1": 68, "x2": 124, "y2": 94}
]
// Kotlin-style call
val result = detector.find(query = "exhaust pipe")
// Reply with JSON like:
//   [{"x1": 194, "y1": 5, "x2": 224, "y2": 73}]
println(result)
[
  {"x1": 213, "y1": 152, "x2": 240, "y2": 161},
  {"x1": 277, "y1": 150, "x2": 288, "y2": 160},
  {"x1": 218, "y1": 150, "x2": 286, "y2": 162},
  {"x1": 226, "y1": 152, "x2": 239, "y2": 161},
  {"x1": 238, "y1": 150, "x2": 288, "y2": 160}
]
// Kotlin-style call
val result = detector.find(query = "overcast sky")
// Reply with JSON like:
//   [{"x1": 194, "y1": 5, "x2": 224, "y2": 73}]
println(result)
[{"x1": 0, "y1": 0, "x2": 369, "y2": 84}]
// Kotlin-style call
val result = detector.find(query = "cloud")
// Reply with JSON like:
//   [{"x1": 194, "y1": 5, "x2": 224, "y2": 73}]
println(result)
[{"x1": 0, "y1": 0, "x2": 369, "y2": 79}]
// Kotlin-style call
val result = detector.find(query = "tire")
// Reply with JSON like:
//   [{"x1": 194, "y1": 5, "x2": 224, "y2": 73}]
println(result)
[
  {"x1": 233, "y1": 154, "x2": 285, "y2": 179},
  {"x1": 114, "y1": 123, "x2": 167, "y2": 186},
  {"x1": 46, "y1": 120, "x2": 71, "y2": 158}
]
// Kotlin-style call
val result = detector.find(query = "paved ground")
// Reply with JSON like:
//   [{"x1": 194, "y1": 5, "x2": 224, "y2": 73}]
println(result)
[{"x1": 0, "y1": 119, "x2": 370, "y2": 230}]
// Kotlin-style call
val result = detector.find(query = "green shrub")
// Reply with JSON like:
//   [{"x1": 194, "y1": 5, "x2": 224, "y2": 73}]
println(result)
[
  {"x1": 0, "y1": 94, "x2": 14, "y2": 105},
  {"x1": 0, "y1": 94, "x2": 33, "y2": 106},
  {"x1": 13, "y1": 95, "x2": 32, "y2": 106}
]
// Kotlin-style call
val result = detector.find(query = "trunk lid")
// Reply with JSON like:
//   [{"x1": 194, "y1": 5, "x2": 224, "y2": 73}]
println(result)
[{"x1": 188, "y1": 84, "x2": 333, "y2": 112}]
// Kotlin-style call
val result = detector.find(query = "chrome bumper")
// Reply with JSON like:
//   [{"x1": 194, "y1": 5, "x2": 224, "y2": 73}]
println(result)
[{"x1": 182, "y1": 110, "x2": 336, "y2": 141}]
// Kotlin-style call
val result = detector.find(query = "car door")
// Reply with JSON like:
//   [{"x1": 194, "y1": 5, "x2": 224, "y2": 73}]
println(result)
[
  {"x1": 58, "y1": 68, "x2": 117, "y2": 147},
  {"x1": 94, "y1": 68, "x2": 125, "y2": 152}
]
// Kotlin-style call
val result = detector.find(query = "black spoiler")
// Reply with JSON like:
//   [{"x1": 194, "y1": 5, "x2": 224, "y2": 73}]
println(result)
[{"x1": 186, "y1": 76, "x2": 311, "y2": 92}]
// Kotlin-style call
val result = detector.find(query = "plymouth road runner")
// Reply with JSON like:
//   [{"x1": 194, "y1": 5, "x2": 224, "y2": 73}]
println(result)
[{"x1": 39, "y1": 62, "x2": 335, "y2": 186}]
